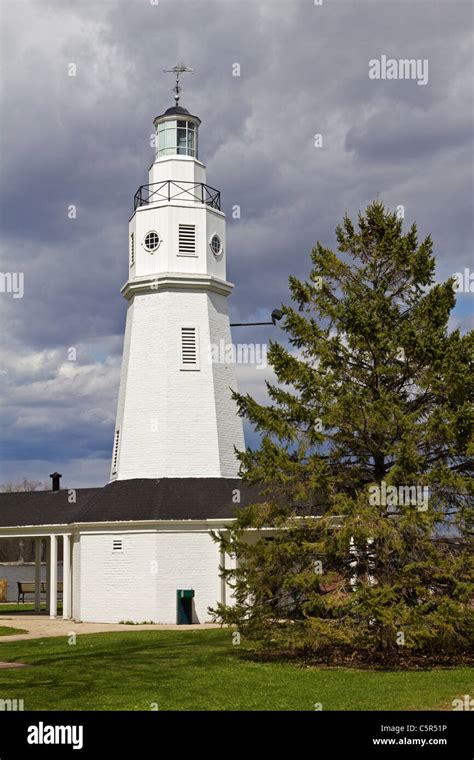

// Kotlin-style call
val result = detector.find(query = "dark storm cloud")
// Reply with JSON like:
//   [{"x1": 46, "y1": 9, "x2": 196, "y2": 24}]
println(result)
[
  {"x1": 0, "y1": 0, "x2": 472, "y2": 486},
  {"x1": 346, "y1": 109, "x2": 473, "y2": 163}
]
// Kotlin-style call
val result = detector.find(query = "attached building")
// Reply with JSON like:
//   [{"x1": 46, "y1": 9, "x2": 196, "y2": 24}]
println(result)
[{"x1": 0, "y1": 479, "x2": 262, "y2": 623}]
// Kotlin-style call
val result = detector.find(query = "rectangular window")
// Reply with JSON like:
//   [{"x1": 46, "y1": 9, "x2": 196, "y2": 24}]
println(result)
[
  {"x1": 130, "y1": 233, "x2": 135, "y2": 267},
  {"x1": 178, "y1": 224, "x2": 196, "y2": 256},
  {"x1": 156, "y1": 120, "x2": 177, "y2": 158},
  {"x1": 177, "y1": 126, "x2": 187, "y2": 154},
  {"x1": 180, "y1": 327, "x2": 200, "y2": 370},
  {"x1": 164, "y1": 127, "x2": 176, "y2": 149}
]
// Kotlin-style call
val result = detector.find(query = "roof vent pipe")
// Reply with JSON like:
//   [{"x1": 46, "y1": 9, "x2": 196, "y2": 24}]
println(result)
[{"x1": 49, "y1": 472, "x2": 62, "y2": 492}]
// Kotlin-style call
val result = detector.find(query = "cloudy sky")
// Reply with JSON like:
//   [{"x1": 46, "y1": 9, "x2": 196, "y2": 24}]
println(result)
[{"x1": 0, "y1": 0, "x2": 472, "y2": 487}]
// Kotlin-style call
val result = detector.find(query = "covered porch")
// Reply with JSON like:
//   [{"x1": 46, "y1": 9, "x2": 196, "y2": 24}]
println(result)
[{"x1": 0, "y1": 531, "x2": 73, "y2": 619}]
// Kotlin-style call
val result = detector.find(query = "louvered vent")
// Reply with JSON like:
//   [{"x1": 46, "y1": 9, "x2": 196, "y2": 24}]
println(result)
[
  {"x1": 112, "y1": 429, "x2": 120, "y2": 472},
  {"x1": 130, "y1": 233, "x2": 135, "y2": 267},
  {"x1": 178, "y1": 224, "x2": 196, "y2": 256},
  {"x1": 112, "y1": 539, "x2": 123, "y2": 552},
  {"x1": 180, "y1": 327, "x2": 199, "y2": 370}
]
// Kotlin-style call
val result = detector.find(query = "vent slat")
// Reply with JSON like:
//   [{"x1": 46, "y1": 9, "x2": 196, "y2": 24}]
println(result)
[
  {"x1": 178, "y1": 224, "x2": 196, "y2": 255},
  {"x1": 180, "y1": 327, "x2": 199, "y2": 369},
  {"x1": 112, "y1": 429, "x2": 120, "y2": 472}
]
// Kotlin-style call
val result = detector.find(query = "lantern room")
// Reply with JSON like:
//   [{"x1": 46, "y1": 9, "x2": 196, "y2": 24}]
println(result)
[{"x1": 153, "y1": 106, "x2": 201, "y2": 160}]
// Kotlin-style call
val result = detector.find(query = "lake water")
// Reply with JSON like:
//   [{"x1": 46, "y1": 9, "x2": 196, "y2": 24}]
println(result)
[{"x1": 0, "y1": 564, "x2": 63, "y2": 602}]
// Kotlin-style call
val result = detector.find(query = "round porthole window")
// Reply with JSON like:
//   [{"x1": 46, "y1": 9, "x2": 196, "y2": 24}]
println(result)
[
  {"x1": 144, "y1": 231, "x2": 161, "y2": 253},
  {"x1": 210, "y1": 234, "x2": 222, "y2": 256}
]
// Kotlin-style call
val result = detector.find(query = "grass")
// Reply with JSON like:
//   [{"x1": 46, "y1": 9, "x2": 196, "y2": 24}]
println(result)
[
  {"x1": 0, "y1": 603, "x2": 62, "y2": 614},
  {"x1": 0, "y1": 629, "x2": 472, "y2": 710},
  {"x1": 0, "y1": 604, "x2": 38, "y2": 614},
  {"x1": 0, "y1": 625, "x2": 28, "y2": 637}
]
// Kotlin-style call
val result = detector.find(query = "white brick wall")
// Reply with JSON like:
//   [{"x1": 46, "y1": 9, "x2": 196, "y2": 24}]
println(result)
[
  {"x1": 155, "y1": 530, "x2": 221, "y2": 623},
  {"x1": 78, "y1": 532, "x2": 158, "y2": 623},
  {"x1": 208, "y1": 291, "x2": 245, "y2": 474},
  {"x1": 112, "y1": 288, "x2": 244, "y2": 480},
  {"x1": 75, "y1": 527, "x2": 225, "y2": 624}
]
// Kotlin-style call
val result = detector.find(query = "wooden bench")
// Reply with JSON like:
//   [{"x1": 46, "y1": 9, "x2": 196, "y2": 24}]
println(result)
[{"x1": 17, "y1": 581, "x2": 63, "y2": 603}]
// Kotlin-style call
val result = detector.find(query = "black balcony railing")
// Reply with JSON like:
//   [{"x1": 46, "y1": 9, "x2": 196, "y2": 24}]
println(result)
[{"x1": 133, "y1": 180, "x2": 221, "y2": 211}]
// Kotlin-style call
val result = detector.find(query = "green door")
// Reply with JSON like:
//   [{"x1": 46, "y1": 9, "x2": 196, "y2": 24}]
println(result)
[{"x1": 176, "y1": 589, "x2": 194, "y2": 624}]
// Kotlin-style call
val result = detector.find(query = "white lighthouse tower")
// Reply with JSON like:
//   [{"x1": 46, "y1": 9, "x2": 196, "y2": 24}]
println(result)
[{"x1": 111, "y1": 66, "x2": 245, "y2": 481}]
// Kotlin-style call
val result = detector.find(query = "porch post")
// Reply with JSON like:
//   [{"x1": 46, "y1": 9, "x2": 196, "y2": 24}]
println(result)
[
  {"x1": 45, "y1": 538, "x2": 51, "y2": 609},
  {"x1": 62, "y1": 534, "x2": 71, "y2": 619},
  {"x1": 34, "y1": 538, "x2": 41, "y2": 612},
  {"x1": 49, "y1": 534, "x2": 57, "y2": 618},
  {"x1": 220, "y1": 548, "x2": 226, "y2": 607}
]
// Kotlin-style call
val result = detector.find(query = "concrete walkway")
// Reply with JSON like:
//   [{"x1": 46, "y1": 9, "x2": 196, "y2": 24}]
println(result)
[{"x1": 0, "y1": 615, "x2": 221, "y2": 643}]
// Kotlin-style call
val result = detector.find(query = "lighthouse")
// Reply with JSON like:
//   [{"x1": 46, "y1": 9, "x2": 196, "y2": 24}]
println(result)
[
  {"x1": 110, "y1": 66, "x2": 245, "y2": 481},
  {"x1": 0, "y1": 66, "x2": 320, "y2": 627}
]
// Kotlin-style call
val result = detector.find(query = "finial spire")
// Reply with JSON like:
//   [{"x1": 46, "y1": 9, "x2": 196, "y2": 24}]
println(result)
[{"x1": 163, "y1": 62, "x2": 194, "y2": 106}]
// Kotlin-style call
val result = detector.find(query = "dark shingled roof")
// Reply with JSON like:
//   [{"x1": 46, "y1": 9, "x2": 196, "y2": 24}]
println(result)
[
  {"x1": 77, "y1": 478, "x2": 263, "y2": 523},
  {"x1": 0, "y1": 479, "x2": 267, "y2": 528},
  {"x1": 0, "y1": 488, "x2": 99, "y2": 527}
]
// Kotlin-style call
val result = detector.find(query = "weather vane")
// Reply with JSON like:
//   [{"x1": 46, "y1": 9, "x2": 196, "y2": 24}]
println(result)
[{"x1": 163, "y1": 62, "x2": 194, "y2": 106}]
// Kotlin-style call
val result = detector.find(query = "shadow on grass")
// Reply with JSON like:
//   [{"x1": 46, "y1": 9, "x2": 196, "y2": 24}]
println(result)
[
  {"x1": 238, "y1": 645, "x2": 474, "y2": 672},
  {"x1": 1, "y1": 629, "x2": 232, "y2": 669}
]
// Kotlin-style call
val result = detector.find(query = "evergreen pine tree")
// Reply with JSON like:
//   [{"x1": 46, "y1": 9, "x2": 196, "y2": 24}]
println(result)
[{"x1": 213, "y1": 201, "x2": 473, "y2": 664}]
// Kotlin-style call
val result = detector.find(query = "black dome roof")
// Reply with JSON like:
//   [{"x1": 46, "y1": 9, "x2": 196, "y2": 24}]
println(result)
[
  {"x1": 153, "y1": 105, "x2": 201, "y2": 123},
  {"x1": 164, "y1": 105, "x2": 190, "y2": 116}
]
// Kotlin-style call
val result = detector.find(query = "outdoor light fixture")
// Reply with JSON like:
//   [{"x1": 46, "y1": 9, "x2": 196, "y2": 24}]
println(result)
[
  {"x1": 271, "y1": 309, "x2": 283, "y2": 325},
  {"x1": 230, "y1": 309, "x2": 283, "y2": 328}
]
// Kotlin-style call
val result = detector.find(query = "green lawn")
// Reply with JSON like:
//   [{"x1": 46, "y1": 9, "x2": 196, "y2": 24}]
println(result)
[
  {"x1": 0, "y1": 625, "x2": 28, "y2": 636},
  {"x1": 0, "y1": 603, "x2": 62, "y2": 614},
  {"x1": 0, "y1": 629, "x2": 471, "y2": 710},
  {"x1": 0, "y1": 604, "x2": 38, "y2": 614}
]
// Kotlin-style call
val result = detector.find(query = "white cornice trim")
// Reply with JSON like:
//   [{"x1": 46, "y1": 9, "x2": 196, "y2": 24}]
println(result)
[
  {"x1": 0, "y1": 518, "x2": 237, "y2": 537},
  {"x1": 121, "y1": 272, "x2": 234, "y2": 300},
  {"x1": 0, "y1": 516, "x2": 323, "y2": 538}
]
